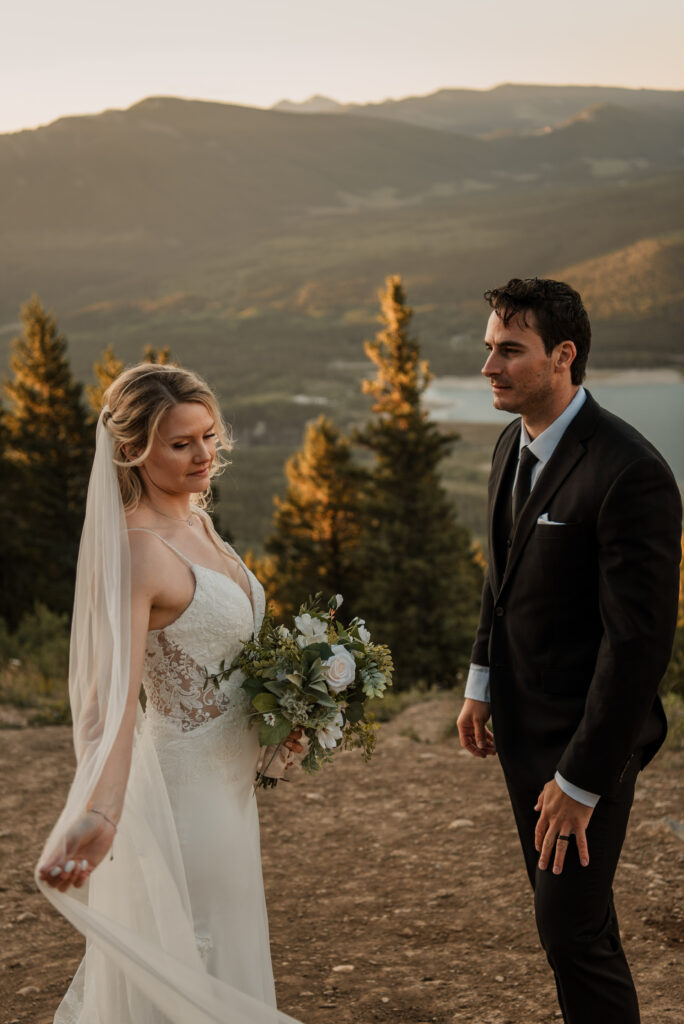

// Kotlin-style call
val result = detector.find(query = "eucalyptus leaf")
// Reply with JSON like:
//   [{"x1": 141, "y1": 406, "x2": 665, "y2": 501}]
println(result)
[
  {"x1": 306, "y1": 680, "x2": 329, "y2": 695},
  {"x1": 345, "y1": 687, "x2": 364, "y2": 706},
  {"x1": 241, "y1": 677, "x2": 264, "y2": 699},
  {"x1": 304, "y1": 643, "x2": 333, "y2": 661},
  {"x1": 347, "y1": 702, "x2": 365, "y2": 724},
  {"x1": 253, "y1": 693, "x2": 280, "y2": 713},
  {"x1": 258, "y1": 716, "x2": 292, "y2": 746}
]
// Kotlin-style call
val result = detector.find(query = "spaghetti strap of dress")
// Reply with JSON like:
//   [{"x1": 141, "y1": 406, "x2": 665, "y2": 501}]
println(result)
[{"x1": 127, "y1": 527, "x2": 194, "y2": 567}]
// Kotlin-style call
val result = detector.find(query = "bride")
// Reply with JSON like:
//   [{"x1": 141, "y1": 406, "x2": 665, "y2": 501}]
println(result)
[{"x1": 37, "y1": 364, "x2": 304, "y2": 1024}]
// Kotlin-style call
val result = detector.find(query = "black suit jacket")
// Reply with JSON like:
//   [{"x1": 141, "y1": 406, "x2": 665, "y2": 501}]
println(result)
[{"x1": 471, "y1": 391, "x2": 682, "y2": 797}]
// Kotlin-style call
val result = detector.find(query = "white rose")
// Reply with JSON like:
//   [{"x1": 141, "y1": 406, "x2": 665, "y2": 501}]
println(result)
[
  {"x1": 323, "y1": 645, "x2": 356, "y2": 693},
  {"x1": 294, "y1": 612, "x2": 328, "y2": 648},
  {"x1": 317, "y1": 711, "x2": 344, "y2": 749}
]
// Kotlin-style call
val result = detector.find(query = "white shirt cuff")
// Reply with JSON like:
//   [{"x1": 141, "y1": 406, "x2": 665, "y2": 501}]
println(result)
[
  {"x1": 555, "y1": 771, "x2": 600, "y2": 808},
  {"x1": 465, "y1": 664, "x2": 490, "y2": 703}
]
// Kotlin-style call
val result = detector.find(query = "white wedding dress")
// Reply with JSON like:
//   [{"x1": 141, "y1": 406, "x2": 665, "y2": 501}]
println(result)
[
  {"x1": 50, "y1": 529, "x2": 300, "y2": 1024},
  {"x1": 137, "y1": 530, "x2": 276, "y2": 1002}
]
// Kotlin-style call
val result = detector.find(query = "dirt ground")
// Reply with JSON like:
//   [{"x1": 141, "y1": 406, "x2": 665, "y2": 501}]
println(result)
[{"x1": 1, "y1": 695, "x2": 682, "y2": 1024}]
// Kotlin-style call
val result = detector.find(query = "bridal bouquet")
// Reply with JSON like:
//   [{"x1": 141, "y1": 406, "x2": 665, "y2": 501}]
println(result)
[{"x1": 205, "y1": 594, "x2": 393, "y2": 787}]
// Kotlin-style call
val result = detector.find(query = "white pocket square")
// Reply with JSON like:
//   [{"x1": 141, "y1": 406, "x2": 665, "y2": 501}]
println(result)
[{"x1": 537, "y1": 512, "x2": 567, "y2": 525}]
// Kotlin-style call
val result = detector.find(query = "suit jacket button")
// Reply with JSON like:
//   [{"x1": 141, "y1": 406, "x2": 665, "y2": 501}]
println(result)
[
  {"x1": 495, "y1": 606, "x2": 505, "y2": 617},
  {"x1": 506, "y1": 539, "x2": 512, "y2": 548}
]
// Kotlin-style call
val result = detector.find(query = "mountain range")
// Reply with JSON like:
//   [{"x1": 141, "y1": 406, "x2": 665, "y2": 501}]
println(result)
[
  {"x1": 273, "y1": 82, "x2": 684, "y2": 137},
  {"x1": 0, "y1": 83, "x2": 682, "y2": 430}
]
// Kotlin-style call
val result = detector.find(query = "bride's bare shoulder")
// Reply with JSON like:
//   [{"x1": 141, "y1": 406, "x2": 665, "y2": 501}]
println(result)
[{"x1": 125, "y1": 518, "x2": 173, "y2": 594}]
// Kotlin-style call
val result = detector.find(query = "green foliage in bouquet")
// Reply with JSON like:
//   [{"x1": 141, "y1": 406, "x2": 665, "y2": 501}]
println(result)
[{"x1": 205, "y1": 593, "x2": 393, "y2": 776}]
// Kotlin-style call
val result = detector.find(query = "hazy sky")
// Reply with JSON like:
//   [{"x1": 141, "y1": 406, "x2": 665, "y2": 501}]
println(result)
[{"x1": 3, "y1": 0, "x2": 682, "y2": 133}]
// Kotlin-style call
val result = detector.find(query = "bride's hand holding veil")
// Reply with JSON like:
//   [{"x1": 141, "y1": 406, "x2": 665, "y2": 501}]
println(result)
[
  {"x1": 37, "y1": 530, "x2": 157, "y2": 894},
  {"x1": 38, "y1": 810, "x2": 116, "y2": 892}
]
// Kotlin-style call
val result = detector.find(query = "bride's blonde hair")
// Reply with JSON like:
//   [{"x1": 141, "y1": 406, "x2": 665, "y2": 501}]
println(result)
[{"x1": 102, "y1": 363, "x2": 232, "y2": 511}]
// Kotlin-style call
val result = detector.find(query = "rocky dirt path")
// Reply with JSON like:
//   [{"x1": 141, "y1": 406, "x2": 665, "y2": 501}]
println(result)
[{"x1": 1, "y1": 695, "x2": 682, "y2": 1024}]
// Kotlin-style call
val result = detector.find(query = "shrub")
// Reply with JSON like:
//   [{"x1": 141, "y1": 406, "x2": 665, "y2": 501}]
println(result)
[{"x1": 0, "y1": 604, "x2": 70, "y2": 720}]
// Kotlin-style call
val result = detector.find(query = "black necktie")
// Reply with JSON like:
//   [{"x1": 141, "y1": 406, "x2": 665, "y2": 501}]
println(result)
[{"x1": 512, "y1": 446, "x2": 538, "y2": 521}]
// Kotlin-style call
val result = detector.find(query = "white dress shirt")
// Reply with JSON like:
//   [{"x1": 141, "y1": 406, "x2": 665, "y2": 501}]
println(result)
[{"x1": 465, "y1": 387, "x2": 600, "y2": 808}]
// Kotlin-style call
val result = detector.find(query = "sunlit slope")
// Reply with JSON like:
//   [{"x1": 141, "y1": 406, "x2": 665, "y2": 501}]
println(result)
[
  {"x1": 555, "y1": 234, "x2": 684, "y2": 319},
  {"x1": 548, "y1": 234, "x2": 684, "y2": 364}
]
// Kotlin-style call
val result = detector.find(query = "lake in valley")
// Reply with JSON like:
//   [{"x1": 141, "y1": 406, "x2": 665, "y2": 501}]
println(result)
[{"x1": 426, "y1": 369, "x2": 684, "y2": 485}]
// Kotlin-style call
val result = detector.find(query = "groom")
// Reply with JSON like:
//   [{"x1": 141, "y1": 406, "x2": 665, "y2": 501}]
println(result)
[{"x1": 457, "y1": 277, "x2": 681, "y2": 1023}]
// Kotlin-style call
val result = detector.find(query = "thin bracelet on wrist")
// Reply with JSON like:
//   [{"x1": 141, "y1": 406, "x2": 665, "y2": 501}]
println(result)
[{"x1": 87, "y1": 808, "x2": 118, "y2": 831}]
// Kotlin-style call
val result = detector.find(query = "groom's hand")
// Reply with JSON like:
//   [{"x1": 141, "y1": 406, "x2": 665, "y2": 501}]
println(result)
[
  {"x1": 535, "y1": 779, "x2": 593, "y2": 874},
  {"x1": 457, "y1": 698, "x2": 496, "y2": 759}
]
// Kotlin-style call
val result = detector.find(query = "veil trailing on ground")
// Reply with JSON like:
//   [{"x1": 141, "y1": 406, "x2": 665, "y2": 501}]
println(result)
[{"x1": 36, "y1": 410, "x2": 300, "y2": 1024}]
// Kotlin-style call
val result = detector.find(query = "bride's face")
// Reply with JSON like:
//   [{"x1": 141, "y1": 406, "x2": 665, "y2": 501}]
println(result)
[{"x1": 139, "y1": 402, "x2": 218, "y2": 498}]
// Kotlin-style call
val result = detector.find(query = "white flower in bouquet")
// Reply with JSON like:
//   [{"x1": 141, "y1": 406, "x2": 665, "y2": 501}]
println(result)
[
  {"x1": 323, "y1": 645, "x2": 356, "y2": 693},
  {"x1": 263, "y1": 712, "x2": 276, "y2": 726},
  {"x1": 356, "y1": 620, "x2": 371, "y2": 644},
  {"x1": 294, "y1": 613, "x2": 328, "y2": 648},
  {"x1": 317, "y1": 711, "x2": 344, "y2": 750},
  {"x1": 277, "y1": 624, "x2": 291, "y2": 638}
]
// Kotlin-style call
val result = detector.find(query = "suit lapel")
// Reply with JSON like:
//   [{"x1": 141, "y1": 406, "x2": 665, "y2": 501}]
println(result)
[
  {"x1": 488, "y1": 421, "x2": 521, "y2": 597},
  {"x1": 499, "y1": 391, "x2": 602, "y2": 595}
]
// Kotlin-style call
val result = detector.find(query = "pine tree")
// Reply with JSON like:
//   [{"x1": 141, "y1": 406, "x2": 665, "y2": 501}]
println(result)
[
  {"x1": 86, "y1": 343, "x2": 124, "y2": 419},
  {"x1": 4, "y1": 296, "x2": 91, "y2": 618},
  {"x1": 260, "y1": 415, "x2": 363, "y2": 620},
  {"x1": 355, "y1": 276, "x2": 482, "y2": 690},
  {"x1": 142, "y1": 344, "x2": 172, "y2": 365},
  {"x1": 87, "y1": 344, "x2": 175, "y2": 421},
  {"x1": 0, "y1": 401, "x2": 22, "y2": 625}
]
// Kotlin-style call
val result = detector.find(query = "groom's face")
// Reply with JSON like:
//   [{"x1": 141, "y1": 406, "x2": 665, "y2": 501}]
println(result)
[{"x1": 482, "y1": 309, "x2": 555, "y2": 417}]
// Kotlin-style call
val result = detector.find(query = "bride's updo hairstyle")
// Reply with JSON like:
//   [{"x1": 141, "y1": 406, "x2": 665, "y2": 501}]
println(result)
[{"x1": 102, "y1": 363, "x2": 232, "y2": 510}]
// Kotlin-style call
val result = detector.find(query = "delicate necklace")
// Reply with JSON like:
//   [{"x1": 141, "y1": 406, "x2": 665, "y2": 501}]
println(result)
[{"x1": 143, "y1": 500, "x2": 196, "y2": 527}]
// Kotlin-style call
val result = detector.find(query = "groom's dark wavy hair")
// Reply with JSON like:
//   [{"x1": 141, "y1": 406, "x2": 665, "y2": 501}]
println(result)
[{"x1": 484, "y1": 277, "x2": 591, "y2": 385}]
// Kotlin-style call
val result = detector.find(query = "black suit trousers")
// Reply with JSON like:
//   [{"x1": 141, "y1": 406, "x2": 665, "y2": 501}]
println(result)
[{"x1": 503, "y1": 756, "x2": 642, "y2": 1024}]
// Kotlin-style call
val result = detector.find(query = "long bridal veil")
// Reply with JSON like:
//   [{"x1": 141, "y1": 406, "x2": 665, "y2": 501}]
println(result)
[{"x1": 36, "y1": 411, "x2": 301, "y2": 1024}]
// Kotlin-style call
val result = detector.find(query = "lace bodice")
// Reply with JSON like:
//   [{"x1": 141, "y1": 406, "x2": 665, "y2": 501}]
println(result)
[{"x1": 130, "y1": 529, "x2": 265, "y2": 734}]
